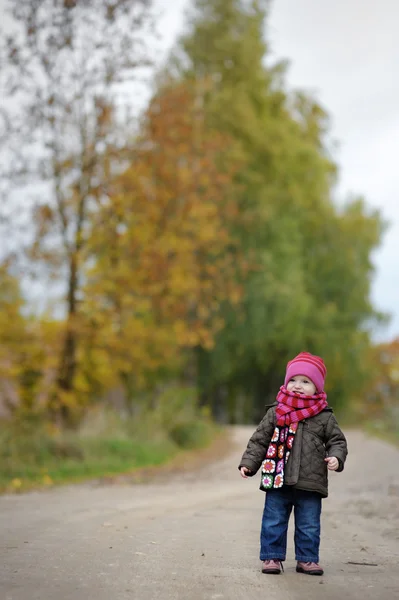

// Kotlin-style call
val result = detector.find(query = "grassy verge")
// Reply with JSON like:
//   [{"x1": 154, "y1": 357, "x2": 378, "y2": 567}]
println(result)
[
  {"x1": 340, "y1": 406, "x2": 399, "y2": 448},
  {"x1": 0, "y1": 410, "x2": 222, "y2": 494},
  {"x1": 361, "y1": 419, "x2": 399, "y2": 447}
]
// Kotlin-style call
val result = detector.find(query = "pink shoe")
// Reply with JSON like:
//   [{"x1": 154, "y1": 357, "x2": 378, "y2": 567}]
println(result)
[
  {"x1": 296, "y1": 561, "x2": 324, "y2": 576},
  {"x1": 261, "y1": 559, "x2": 283, "y2": 574}
]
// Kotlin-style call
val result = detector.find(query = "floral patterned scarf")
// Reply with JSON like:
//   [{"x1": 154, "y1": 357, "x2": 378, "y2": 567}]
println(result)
[{"x1": 260, "y1": 386, "x2": 328, "y2": 491}]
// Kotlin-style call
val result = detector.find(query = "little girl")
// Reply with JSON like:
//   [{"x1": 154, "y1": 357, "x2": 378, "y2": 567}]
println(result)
[{"x1": 238, "y1": 352, "x2": 347, "y2": 576}]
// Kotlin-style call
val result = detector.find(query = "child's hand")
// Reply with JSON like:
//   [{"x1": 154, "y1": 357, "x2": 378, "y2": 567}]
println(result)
[
  {"x1": 240, "y1": 466, "x2": 252, "y2": 478},
  {"x1": 325, "y1": 456, "x2": 339, "y2": 471}
]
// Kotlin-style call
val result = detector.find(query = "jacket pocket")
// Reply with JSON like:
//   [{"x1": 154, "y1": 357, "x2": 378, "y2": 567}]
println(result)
[
  {"x1": 309, "y1": 432, "x2": 326, "y2": 457},
  {"x1": 303, "y1": 422, "x2": 325, "y2": 454}
]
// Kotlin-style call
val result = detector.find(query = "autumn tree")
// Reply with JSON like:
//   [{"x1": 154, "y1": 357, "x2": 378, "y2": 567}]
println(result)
[
  {"x1": 359, "y1": 339, "x2": 399, "y2": 427},
  {"x1": 0, "y1": 263, "x2": 27, "y2": 413},
  {"x1": 0, "y1": 0, "x2": 157, "y2": 423},
  {"x1": 79, "y1": 81, "x2": 243, "y2": 409},
  {"x1": 0, "y1": 261, "x2": 60, "y2": 417}
]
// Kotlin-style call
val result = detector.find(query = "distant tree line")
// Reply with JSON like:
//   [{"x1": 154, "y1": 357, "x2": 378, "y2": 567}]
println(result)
[{"x1": 0, "y1": 0, "x2": 386, "y2": 427}]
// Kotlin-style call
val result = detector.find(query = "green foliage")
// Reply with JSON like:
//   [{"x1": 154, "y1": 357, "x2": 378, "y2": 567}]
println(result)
[
  {"x1": 133, "y1": 384, "x2": 216, "y2": 449},
  {"x1": 0, "y1": 389, "x2": 216, "y2": 492},
  {"x1": 169, "y1": 421, "x2": 212, "y2": 449},
  {"x1": 170, "y1": 0, "x2": 386, "y2": 421}
]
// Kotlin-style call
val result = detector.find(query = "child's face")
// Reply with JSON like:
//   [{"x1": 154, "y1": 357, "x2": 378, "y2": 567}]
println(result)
[{"x1": 286, "y1": 375, "x2": 317, "y2": 396}]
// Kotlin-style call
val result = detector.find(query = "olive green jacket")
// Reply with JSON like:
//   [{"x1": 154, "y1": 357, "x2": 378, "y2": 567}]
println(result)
[{"x1": 238, "y1": 404, "x2": 348, "y2": 498}]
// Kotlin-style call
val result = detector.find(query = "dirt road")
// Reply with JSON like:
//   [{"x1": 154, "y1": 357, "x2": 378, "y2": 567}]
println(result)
[{"x1": 1, "y1": 427, "x2": 399, "y2": 600}]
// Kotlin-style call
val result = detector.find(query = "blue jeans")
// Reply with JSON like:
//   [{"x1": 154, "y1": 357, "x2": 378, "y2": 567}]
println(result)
[{"x1": 260, "y1": 487, "x2": 322, "y2": 563}]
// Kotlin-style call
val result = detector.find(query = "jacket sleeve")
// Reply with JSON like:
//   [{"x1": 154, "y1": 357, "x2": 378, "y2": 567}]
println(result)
[
  {"x1": 324, "y1": 413, "x2": 348, "y2": 472},
  {"x1": 238, "y1": 408, "x2": 276, "y2": 475}
]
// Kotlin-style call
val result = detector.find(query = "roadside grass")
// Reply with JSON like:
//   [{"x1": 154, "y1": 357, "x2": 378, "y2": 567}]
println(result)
[
  {"x1": 0, "y1": 407, "x2": 220, "y2": 494},
  {"x1": 362, "y1": 419, "x2": 399, "y2": 448},
  {"x1": 341, "y1": 405, "x2": 399, "y2": 448}
]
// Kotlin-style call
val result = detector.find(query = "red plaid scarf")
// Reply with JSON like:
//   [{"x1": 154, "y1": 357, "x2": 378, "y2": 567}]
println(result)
[
  {"x1": 259, "y1": 386, "x2": 327, "y2": 492},
  {"x1": 276, "y1": 385, "x2": 328, "y2": 425}
]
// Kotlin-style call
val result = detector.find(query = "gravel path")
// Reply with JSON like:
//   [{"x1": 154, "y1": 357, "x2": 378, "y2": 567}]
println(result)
[{"x1": 1, "y1": 427, "x2": 399, "y2": 600}]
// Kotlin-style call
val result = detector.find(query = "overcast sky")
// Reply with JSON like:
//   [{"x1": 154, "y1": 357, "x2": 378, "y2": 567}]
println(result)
[{"x1": 155, "y1": 0, "x2": 399, "y2": 341}]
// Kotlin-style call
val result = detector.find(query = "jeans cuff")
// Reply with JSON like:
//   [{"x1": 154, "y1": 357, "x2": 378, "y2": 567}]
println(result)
[
  {"x1": 260, "y1": 554, "x2": 286, "y2": 561},
  {"x1": 296, "y1": 555, "x2": 319, "y2": 563}
]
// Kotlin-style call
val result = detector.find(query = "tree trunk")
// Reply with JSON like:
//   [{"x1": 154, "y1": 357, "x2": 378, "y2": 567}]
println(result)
[
  {"x1": 212, "y1": 384, "x2": 228, "y2": 424},
  {"x1": 56, "y1": 254, "x2": 79, "y2": 425}
]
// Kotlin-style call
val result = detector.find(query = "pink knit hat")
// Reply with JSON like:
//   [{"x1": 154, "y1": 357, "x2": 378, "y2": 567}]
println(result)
[{"x1": 284, "y1": 352, "x2": 327, "y2": 392}]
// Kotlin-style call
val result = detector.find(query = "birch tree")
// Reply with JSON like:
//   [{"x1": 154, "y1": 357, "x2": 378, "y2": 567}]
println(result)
[{"x1": 0, "y1": 0, "x2": 157, "y2": 423}]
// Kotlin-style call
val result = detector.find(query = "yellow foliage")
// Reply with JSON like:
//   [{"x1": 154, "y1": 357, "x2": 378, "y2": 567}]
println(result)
[
  {"x1": 10, "y1": 478, "x2": 23, "y2": 490},
  {"x1": 78, "y1": 81, "x2": 244, "y2": 393},
  {"x1": 41, "y1": 474, "x2": 53, "y2": 486},
  {"x1": 0, "y1": 82, "x2": 245, "y2": 418}
]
